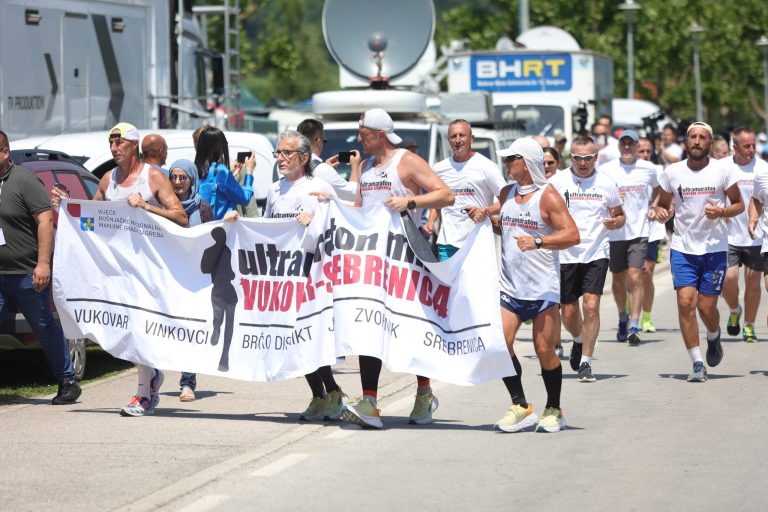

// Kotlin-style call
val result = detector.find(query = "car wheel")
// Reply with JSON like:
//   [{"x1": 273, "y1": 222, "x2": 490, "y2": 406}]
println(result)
[{"x1": 68, "y1": 338, "x2": 87, "y2": 381}]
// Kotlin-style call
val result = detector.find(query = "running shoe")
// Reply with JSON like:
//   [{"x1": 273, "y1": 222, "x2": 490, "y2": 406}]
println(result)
[
  {"x1": 687, "y1": 361, "x2": 707, "y2": 382},
  {"x1": 727, "y1": 308, "x2": 742, "y2": 336},
  {"x1": 120, "y1": 396, "x2": 154, "y2": 417},
  {"x1": 494, "y1": 403, "x2": 538, "y2": 433},
  {"x1": 616, "y1": 318, "x2": 628, "y2": 342},
  {"x1": 341, "y1": 397, "x2": 383, "y2": 429},
  {"x1": 743, "y1": 325, "x2": 758, "y2": 343},
  {"x1": 300, "y1": 396, "x2": 330, "y2": 421},
  {"x1": 409, "y1": 393, "x2": 440, "y2": 425},
  {"x1": 323, "y1": 389, "x2": 348, "y2": 420},
  {"x1": 627, "y1": 327, "x2": 640, "y2": 346},
  {"x1": 179, "y1": 386, "x2": 196, "y2": 402},
  {"x1": 578, "y1": 362, "x2": 596, "y2": 382},
  {"x1": 555, "y1": 345, "x2": 564, "y2": 359},
  {"x1": 641, "y1": 319, "x2": 656, "y2": 333},
  {"x1": 149, "y1": 369, "x2": 164, "y2": 410},
  {"x1": 706, "y1": 329, "x2": 723, "y2": 367},
  {"x1": 569, "y1": 341, "x2": 582, "y2": 372},
  {"x1": 536, "y1": 407, "x2": 566, "y2": 433}
]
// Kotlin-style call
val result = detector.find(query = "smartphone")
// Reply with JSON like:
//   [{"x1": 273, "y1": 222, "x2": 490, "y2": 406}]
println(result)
[
  {"x1": 338, "y1": 151, "x2": 352, "y2": 164},
  {"x1": 236, "y1": 151, "x2": 252, "y2": 164}
]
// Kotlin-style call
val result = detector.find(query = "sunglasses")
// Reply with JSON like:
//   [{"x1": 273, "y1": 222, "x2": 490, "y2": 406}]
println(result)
[
  {"x1": 170, "y1": 174, "x2": 189, "y2": 182},
  {"x1": 571, "y1": 154, "x2": 597, "y2": 162},
  {"x1": 503, "y1": 155, "x2": 524, "y2": 163}
]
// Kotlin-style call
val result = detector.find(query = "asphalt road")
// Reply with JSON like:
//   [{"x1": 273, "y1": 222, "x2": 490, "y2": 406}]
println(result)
[{"x1": 2, "y1": 255, "x2": 768, "y2": 512}]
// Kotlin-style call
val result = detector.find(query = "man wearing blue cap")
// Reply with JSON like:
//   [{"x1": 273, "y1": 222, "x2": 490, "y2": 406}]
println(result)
[{"x1": 600, "y1": 129, "x2": 660, "y2": 346}]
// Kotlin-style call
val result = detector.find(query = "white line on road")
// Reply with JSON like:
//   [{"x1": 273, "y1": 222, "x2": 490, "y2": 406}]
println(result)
[
  {"x1": 176, "y1": 494, "x2": 231, "y2": 512},
  {"x1": 250, "y1": 453, "x2": 311, "y2": 477}
]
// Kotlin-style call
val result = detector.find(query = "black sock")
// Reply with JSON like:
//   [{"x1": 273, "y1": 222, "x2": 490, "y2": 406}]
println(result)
[
  {"x1": 541, "y1": 364, "x2": 563, "y2": 409},
  {"x1": 304, "y1": 370, "x2": 325, "y2": 398},
  {"x1": 359, "y1": 355, "x2": 382, "y2": 393},
  {"x1": 317, "y1": 365, "x2": 339, "y2": 393},
  {"x1": 502, "y1": 356, "x2": 527, "y2": 407}
]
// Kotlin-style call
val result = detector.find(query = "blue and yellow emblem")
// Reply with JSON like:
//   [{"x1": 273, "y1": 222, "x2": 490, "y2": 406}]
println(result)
[{"x1": 80, "y1": 217, "x2": 95, "y2": 232}]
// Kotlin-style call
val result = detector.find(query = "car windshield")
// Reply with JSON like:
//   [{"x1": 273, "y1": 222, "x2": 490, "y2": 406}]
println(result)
[
  {"x1": 320, "y1": 128, "x2": 431, "y2": 180},
  {"x1": 493, "y1": 105, "x2": 564, "y2": 138}
]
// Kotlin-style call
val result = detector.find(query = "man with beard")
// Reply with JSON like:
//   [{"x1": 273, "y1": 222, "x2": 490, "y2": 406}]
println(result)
[
  {"x1": 430, "y1": 119, "x2": 506, "y2": 260},
  {"x1": 654, "y1": 122, "x2": 743, "y2": 382}
]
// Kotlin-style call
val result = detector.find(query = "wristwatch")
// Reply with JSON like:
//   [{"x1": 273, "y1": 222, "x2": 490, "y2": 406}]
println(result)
[
  {"x1": 534, "y1": 236, "x2": 543, "y2": 249},
  {"x1": 407, "y1": 199, "x2": 417, "y2": 211}
]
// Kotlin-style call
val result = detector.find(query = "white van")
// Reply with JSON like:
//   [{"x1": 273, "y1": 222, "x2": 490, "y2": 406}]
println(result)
[{"x1": 11, "y1": 129, "x2": 276, "y2": 204}]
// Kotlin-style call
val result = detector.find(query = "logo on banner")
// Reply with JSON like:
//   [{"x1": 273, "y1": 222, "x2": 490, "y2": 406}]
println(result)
[{"x1": 80, "y1": 217, "x2": 95, "y2": 231}]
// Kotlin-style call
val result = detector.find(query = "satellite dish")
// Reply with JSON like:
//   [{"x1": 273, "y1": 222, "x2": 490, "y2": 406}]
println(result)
[
  {"x1": 322, "y1": 0, "x2": 435, "y2": 81},
  {"x1": 516, "y1": 26, "x2": 581, "y2": 51}
]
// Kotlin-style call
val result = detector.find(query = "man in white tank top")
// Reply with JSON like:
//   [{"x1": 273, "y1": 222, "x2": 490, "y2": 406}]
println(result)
[
  {"x1": 341, "y1": 108, "x2": 454, "y2": 429},
  {"x1": 492, "y1": 138, "x2": 579, "y2": 434},
  {"x1": 52, "y1": 123, "x2": 187, "y2": 417},
  {"x1": 654, "y1": 122, "x2": 744, "y2": 382}
]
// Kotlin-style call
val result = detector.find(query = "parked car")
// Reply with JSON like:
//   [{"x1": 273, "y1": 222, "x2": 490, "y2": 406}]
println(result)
[{"x1": 0, "y1": 150, "x2": 99, "y2": 380}]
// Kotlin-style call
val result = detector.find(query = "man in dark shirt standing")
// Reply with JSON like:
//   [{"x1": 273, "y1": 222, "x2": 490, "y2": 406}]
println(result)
[{"x1": 0, "y1": 130, "x2": 81, "y2": 404}]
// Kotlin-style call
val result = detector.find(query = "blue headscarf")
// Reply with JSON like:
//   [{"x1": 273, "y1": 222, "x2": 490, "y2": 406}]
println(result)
[{"x1": 169, "y1": 159, "x2": 202, "y2": 226}]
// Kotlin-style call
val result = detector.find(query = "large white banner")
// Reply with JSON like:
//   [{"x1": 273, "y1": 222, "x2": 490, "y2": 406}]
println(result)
[{"x1": 53, "y1": 199, "x2": 514, "y2": 385}]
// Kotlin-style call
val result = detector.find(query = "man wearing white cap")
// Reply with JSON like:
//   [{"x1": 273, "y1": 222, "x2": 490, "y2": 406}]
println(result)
[
  {"x1": 492, "y1": 137, "x2": 579, "y2": 433},
  {"x1": 549, "y1": 136, "x2": 625, "y2": 383},
  {"x1": 654, "y1": 122, "x2": 744, "y2": 382},
  {"x1": 600, "y1": 129, "x2": 660, "y2": 346},
  {"x1": 721, "y1": 127, "x2": 768, "y2": 343},
  {"x1": 341, "y1": 108, "x2": 454, "y2": 429},
  {"x1": 52, "y1": 122, "x2": 187, "y2": 416}
]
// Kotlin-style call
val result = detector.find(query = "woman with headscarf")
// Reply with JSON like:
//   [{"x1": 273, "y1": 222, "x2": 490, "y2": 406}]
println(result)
[{"x1": 168, "y1": 159, "x2": 214, "y2": 401}]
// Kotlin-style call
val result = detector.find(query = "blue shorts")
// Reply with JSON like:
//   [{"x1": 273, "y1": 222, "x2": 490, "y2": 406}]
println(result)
[
  {"x1": 645, "y1": 240, "x2": 661, "y2": 262},
  {"x1": 500, "y1": 292, "x2": 558, "y2": 322},
  {"x1": 437, "y1": 244, "x2": 459, "y2": 262},
  {"x1": 670, "y1": 250, "x2": 727, "y2": 295}
]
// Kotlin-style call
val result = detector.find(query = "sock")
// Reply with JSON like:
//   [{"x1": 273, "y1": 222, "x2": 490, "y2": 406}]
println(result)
[
  {"x1": 416, "y1": 376, "x2": 431, "y2": 395},
  {"x1": 502, "y1": 356, "x2": 527, "y2": 407},
  {"x1": 642, "y1": 311, "x2": 652, "y2": 323},
  {"x1": 619, "y1": 311, "x2": 629, "y2": 322},
  {"x1": 305, "y1": 371, "x2": 326, "y2": 398},
  {"x1": 136, "y1": 364, "x2": 154, "y2": 398},
  {"x1": 573, "y1": 331, "x2": 584, "y2": 344},
  {"x1": 730, "y1": 305, "x2": 742, "y2": 314},
  {"x1": 745, "y1": 322, "x2": 754, "y2": 328},
  {"x1": 687, "y1": 346, "x2": 703, "y2": 364},
  {"x1": 629, "y1": 318, "x2": 639, "y2": 330},
  {"x1": 706, "y1": 328, "x2": 720, "y2": 341},
  {"x1": 580, "y1": 355, "x2": 593, "y2": 365},
  {"x1": 541, "y1": 364, "x2": 563, "y2": 409},
  {"x1": 317, "y1": 365, "x2": 340, "y2": 393}
]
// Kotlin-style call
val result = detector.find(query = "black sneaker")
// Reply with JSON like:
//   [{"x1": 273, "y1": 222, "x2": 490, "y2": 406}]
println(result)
[
  {"x1": 569, "y1": 342, "x2": 582, "y2": 372},
  {"x1": 627, "y1": 327, "x2": 640, "y2": 346},
  {"x1": 578, "y1": 362, "x2": 596, "y2": 382},
  {"x1": 52, "y1": 379, "x2": 82, "y2": 405},
  {"x1": 706, "y1": 330, "x2": 723, "y2": 367}
]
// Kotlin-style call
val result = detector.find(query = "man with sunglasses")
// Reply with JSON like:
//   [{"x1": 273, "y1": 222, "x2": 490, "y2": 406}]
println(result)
[
  {"x1": 549, "y1": 136, "x2": 624, "y2": 382},
  {"x1": 600, "y1": 130, "x2": 660, "y2": 345},
  {"x1": 0, "y1": 130, "x2": 82, "y2": 405},
  {"x1": 52, "y1": 123, "x2": 187, "y2": 415},
  {"x1": 654, "y1": 122, "x2": 743, "y2": 382},
  {"x1": 297, "y1": 118, "x2": 360, "y2": 202},
  {"x1": 341, "y1": 108, "x2": 454, "y2": 429}
]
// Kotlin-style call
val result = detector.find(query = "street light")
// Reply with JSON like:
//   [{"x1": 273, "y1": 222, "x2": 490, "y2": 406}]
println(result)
[
  {"x1": 757, "y1": 35, "x2": 768, "y2": 137},
  {"x1": 689, "y1": 22, "x2": 705, "y2": 121},
  {"x1": 618, "y1": 0, "x2": 642, "y2": 99}
]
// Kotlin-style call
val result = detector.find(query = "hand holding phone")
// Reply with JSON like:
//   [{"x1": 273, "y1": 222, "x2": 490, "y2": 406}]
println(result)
[
  {"x1": 237, "y1": 151, "x2": 252, "y2": 164},
  {"x1": 338, "y1": 151, "x2": 352, "y2": 164}
]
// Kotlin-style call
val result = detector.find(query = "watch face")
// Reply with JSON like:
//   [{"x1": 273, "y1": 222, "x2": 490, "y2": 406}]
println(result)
[{"x1": 407, "y1": 200, "x2": 416, "y2": 210}]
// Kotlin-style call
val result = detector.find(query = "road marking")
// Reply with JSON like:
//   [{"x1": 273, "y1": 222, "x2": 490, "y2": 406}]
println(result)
[
  {"x1": 251, "y1": 453, "x2": 311, "y2": 477},
  {"x1": 176, "y1": 494, "x2": 230, "y2": 512}
]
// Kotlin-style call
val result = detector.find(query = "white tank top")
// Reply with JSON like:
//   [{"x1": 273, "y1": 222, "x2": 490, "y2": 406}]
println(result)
[
  {"x1": 499, "y1": 185, "x2": 559, "y2": 302},
  {"x1": 359, "y1": 149, "x2": 410, "y2": 204},
  {"x1": 104, "y1": 163, "x2": 160, "y2": 207}
]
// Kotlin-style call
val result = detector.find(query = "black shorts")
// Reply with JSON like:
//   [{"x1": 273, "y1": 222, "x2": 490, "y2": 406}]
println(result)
[
  {"x1": 560, "y1": 259, "x2": 609, "y2": 304},
  {"x1": 762, "y1": 252, "x2": 768, "y2": 276},
  {"x1": 728, "y1": 245, "x2": 763, "y2": 271},
  {"x1": 609, "y1": 237, "x2": 648, "y2": 273}
]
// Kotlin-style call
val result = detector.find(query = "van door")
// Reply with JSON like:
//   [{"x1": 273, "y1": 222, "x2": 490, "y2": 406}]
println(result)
[{"x1": 63, "y1": 13, "x2": 89, "y2": 132}]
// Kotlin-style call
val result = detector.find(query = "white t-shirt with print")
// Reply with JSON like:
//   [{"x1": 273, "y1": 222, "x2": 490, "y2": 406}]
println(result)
[
  {"x1": 658, "y1": 158, "x2": 738, "y2": 255},
  {"x1": 265, "y1": 176, "x2": 334, "y2": 219},
  {"x1": 601, "y1": 158, "x2": 659, "y2": 241},
  {"x1": 724, "y1": 156, "x2": 768, "y2": 247},
  {"x1": 549, "y1": 168, "x2": 623, "y2": 264},
  {"x1": 433, "y1": 152, "x2": 506, "y2": 248},
  {"x1": 750, "y1": 163, "x2": 768, "y2": 253},
  {"x1": 648, "y1": 165, "x2": 668, "y2": 243}
]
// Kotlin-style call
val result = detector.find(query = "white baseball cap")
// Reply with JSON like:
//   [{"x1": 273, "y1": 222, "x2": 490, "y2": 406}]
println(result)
[
  {"x1": 109, "y1": 122, "x2": 140, "y2": 141},
  {"x1": 360, "y1": 108, "x2": 402, "y2": 145}
]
